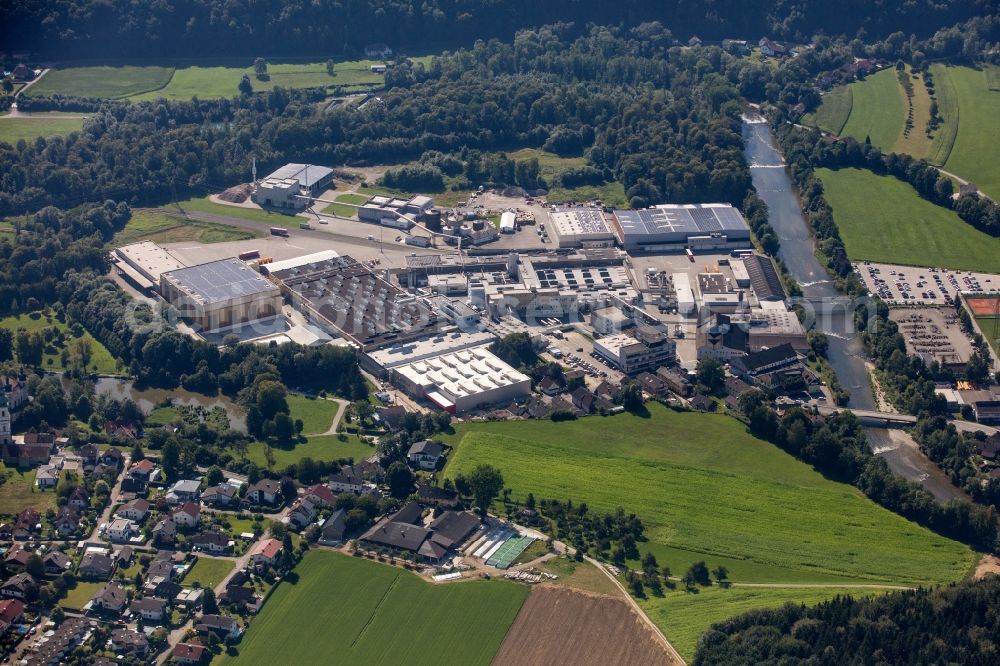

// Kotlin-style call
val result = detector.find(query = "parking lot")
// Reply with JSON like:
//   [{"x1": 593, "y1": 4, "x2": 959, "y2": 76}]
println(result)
[
  {"x1": 855, "y1": 262, "x2": 1000, "y2": 306},
  {"x1": 539, "y1": 327, "x2": 626, "y2": 386},
  {"x1": 888, "y1": 307, "x2": 975, "y2": 367}
]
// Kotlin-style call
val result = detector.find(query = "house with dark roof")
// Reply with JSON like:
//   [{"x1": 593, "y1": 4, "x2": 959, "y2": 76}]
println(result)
[
  {"x1": 13, "y1": 508, "x2": 41, "y2": 540},
  {"x1": 196, "y1": 614, "x2": 241, "y2": 638},
  {"x1": 219, "y1": 584, "x2": 257, "y2": 611},
  {"x1": 191, "y1": 531, "x2": 230, "y2": 554},
  {"x1": 376, "y1": 405, "x2": 407, "y2": 431},
  {"x1": 201, "y1": 484, "x2": 238, "y2": 508},
  {"x1": 731, "y1": 343, "x2": 801, "y2": 377},
  {"x1": 3, "y1": 544, "x2": 30, "y2": 570},
  {"x1": 116, "y1": 498, "x2": 150, "y2": 522},
  {"x1": 759, "y1": 37, "x2": 787, "y2": 57},
  {"x1": 110, "y1": 628, "x2": 149, "y2": 656},
  {"x1": 1, "y1": 573, "x2": 38, "y2": 600},
  {"x1": 360, "y1": 505, "x2": 477, "y2": 564},
  {"x1": 426, "y1": 511, "x2": 480, "y2": 549},
  {"x1": 43, "y1": 549, "x2": 71, "y2": 575},
  {"x1": 54, "y1": 506, "x2": 81, "y2": 537},
  {"x1": 152, "y1": 517, "x2": 177, "y2": 545},
  {"x1": 657, "y1": 367, "x2": 692, "y2": 397},
  {"x1": 100, "y1": 447, "x2": 124, "y2": 468},
  {"x1": 130, "y1": 596, "x2": 169, "y2": 622},
  {"x1": 78, "y1": 553, "x2": 115, "y2": 580},
  {"x1": 407, "y1": 440, "x2": 443, "y2": 470},
  {"x1": 0, "y1": 599, "x2": 25, "y2": 633},
  {"x1": 173, "y1": 642, "x2": 207, "y2": 664},
  {"x1": 246, "y1": 479, "x2": 281, "y2": 505},
  {"x1": 318, "y1": 509, "x2": 347, "y2": 546},
  {"x1": 415, "y1": 483, "x2": 458, "y2": 507},
  {"x1": 90, "y1": 582, "x2": 129, "y2": 614},
  {"x1": 328, "y1": 467, "x2": 365, "y2": 494},
  {"x1": 977, "y1": 433, "x2": 1000, "y2": 460}
]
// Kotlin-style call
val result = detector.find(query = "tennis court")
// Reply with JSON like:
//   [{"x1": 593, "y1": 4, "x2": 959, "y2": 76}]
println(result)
[{"x1": 487, "y1": 536, "x2": 535, "y2": 569}]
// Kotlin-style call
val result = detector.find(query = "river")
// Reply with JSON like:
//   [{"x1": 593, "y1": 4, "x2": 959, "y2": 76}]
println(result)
[{"x1": 743, "y1": 117, "x2": 967, "y2": 502}]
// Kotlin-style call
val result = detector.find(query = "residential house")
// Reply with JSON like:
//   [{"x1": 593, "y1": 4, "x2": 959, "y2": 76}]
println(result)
[
  {"x1": 328, "y1": 468, "x2": 364, "y2": 494},
  {"x1": 13, "y1": 508, "x2": 41, "y2": 540},
  {"x1": 110, "y1": 628, "x2": 148, "y2": 656},
  {"x1": 151, "y1": 517, "x2": 177, "y2": 545},
  {"x1": 759, "y1": 37, "x2": 787, "y2": 57},
  {"x1": 67, "y1": 487, "x2": 90, "y2": 511},
  {"x1": 251, "y1": 539, "x2": 282, "y2": 567},
  {"x1": 656, "y1": 367, "x2": 692, "y2": 397},
  {"x1": 977, "y1": 433, "x2": 1000, "y2": 460},
  {"x1": 175, "y1": 588, "x2": 204, "y2": 610},
  {"x1": 1, "y1": 573, "x2": 38, "y2": 599},
  {"x1": 78, "y1": 553, "x2": 115, "y2": 580},
  {"x1": 689, "y1": 395, "x2": 715, "y2": 411},
  {"x1": 130, "y1": 596, "x2": 168, "y2": 623},
  {"x1": 90, "y1": 582, "x2": 128, "y2": 614},
  {"x1": 317, "y1": 510, "x2": 347, "y2": 546},
  {"x1": 165, "y1": 479, "x2": 202, "y2": 505},
  {"x1": 426, "y1": 511, "x2": 481, "y2": 551},
  {"x1": 116, "y1": 498, "x2": 150, "y2": 522},
  {"x1": 35, "y1": 465, "x2": 59, "y2": 488},
  {"x1": 219, "y1": 584, "x2": 257, "y2": 611},
  {"x1": 407, "y1": 440, "x2": 443, "y2": 470},
  {"x1": 128, "y1": 458, "x2": 160, "y2": 484},
  {"x1": 201, "y1": 484, "x2": 238, "y2": 508},
  {"x1": 107, "y1": 518, "x2": 137, "y2": 543},
  {"x1": 120, "y1": 476, "x2": 148, "y2": 496},
  {"x1": 196, "y1": 614, "x2": 241, "y2": 638},
  {"x1": 53, "y1": 506, "x2": 80, "y2": 538},
  {"x1": 172, "y1": 502, "x2": 201, "y2": 529},
  {"x1": 376, "y1": 405, "x2": 407, "y2": 431},
  {"x1": 191, "y1": 531, "x2": 230, "y2": 554},
  {"x1": 571, "y1": 387, "x2": 599, "y2": 414},
  {"x1": 359, "y1": 504, "x2": 476, "y2": 564},
  {"x1": 722, "y1": 38, "x2": 750, "y2": 54},
  {"x1": 246, "y1": 479, "x2": 281, "y2": 506},
  {"x1": 172, "y1": 642, "x2": 207, "y2": 664},
  {"x1": 99, "y1": 447, "x2": 123, "y2": 468},
  {"x1": 0, "y1": 599, "x2": 25, "y2": 634},
  {"x1": 0, "y1": 375, "x2": 29, "y2": 416},
  {"x1": 147, "y1": 556, "x2": 176, "y2": 581},
  {"x1": 77, "y1": 444, "x2": 100, "y2": 467},
  {"x1": 11, "y1": 64, "x2": 34, "y2": 81},
  {"x1": 42, "y1": 549, "x2": 71, "y2": 575},
  {"x1": 27, "y1": 617, "x2": 88, "y2": 665},
  {"x1": 288, "y1": 497, "x2": 318, "y2": 531},
  {"x1": 636, "y1": 372, "x2": 669, "y2": 398},
  {"x1": 0, "y1": 522, "x2": 10, "y2": 540},
  {"x1": 303, "y1": 484, "x2": 335, "y2": 507},
  {"x1": 146, "y1": 578, "x2": 181, "y2": 600},
  {"x1": 115, "y1": 546, "x2": 134, "y2": 567},
  {"x1": 3, "y1": 544, "x2": 30, "y2": 570},
  {"x1": 688, "y1": 35, "x2": 703, "y2": 48},
  {"x1": 105, "y1": 420, "x2": 140, "y2": 441},
  {"x1": 730, "y1": 343, "x2": 806, "y2": 392},
  {"x1": 593, "y1": 380, "x2": 619, "y2": 402},
  {"x1": 537, "y1": 376, "x2": 564, "y2": 396}
]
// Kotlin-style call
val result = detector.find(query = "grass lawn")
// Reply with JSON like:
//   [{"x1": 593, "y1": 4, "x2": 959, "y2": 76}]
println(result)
[
  {"x1": 939, "y1": 65, "x2": 1000, "y2": 200},
  {"x1": 220, "y1": 551, "x2": 528, "y2": 665},
  {"x1": 927, "y1": 63, "x2": 960, "y2": 166},
  {"x1": 839, "y1": 68, "x2": 905, "y2": 152},
  {"x1": 287, "y1": 394, "x2": 340, "y2": 436},
  {"x1": 816, "y1": 167, "x2": 1000, "y2": 271},
  {"x1": 168, "y1": 197, "x2": 301, "y2": 227},
  {"x1": 893, "y1": 67, "x2": 935, "y2": 158},
  {"x1": 441, "y1": 404, "x2": 976, "y2": 586},
  {"x1": 183, "y1": 557, "x2": 235, "y2": 590},
  {"x1": 317, "y1": 201, "x2": 358, "y2": 218},
  {"x1": 26, "y1": 66, "x2": 174, "y2": 99},
  {"x1": 0, "y1": 311, "x2": 121, "y2": 375},
  {"x1": 0, "y1": 467, "x2": 57, "y2": 516},
  {"x1": 111, "y1": 209, "x2": 259, "y2": 246},
  {"x1": 534, "y1": 558, "x2": 621, "y2": 597},
  {"x1": 512, "y1": 539, "x2": 550, "y2": 565},
  {"x1": 641, "y1": 585, "x2": 882, "y2": 661},
  {"x1": 60, "y1": 581, "x2": 105, "y2": 611},
  {"x1": 975, "y1": 316, "x2": 1000, "y2": 356},
  {"x1": 335, "y1": 193, "x2": 369, "y2": 205},
  {"x1": 247, "y1": 434, "x2": 373, "y2": 470},
  {"x1": 808, "y1": 86, "x2": 853, "y2": 135},
  {"x1": 146, "y1": 406, "x2": 181, "y2": 426},
  {"x1": 0, "y1": 116, "x2": 85, "y2": 144},
  {"x1": 506, "y1": 147, "x2": 628, "y2": 207}
]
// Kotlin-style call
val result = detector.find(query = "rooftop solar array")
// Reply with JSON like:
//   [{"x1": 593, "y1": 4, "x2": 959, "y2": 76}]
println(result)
[
  {"x1": 162, "y1": 259, "x2": 278, "y2": 305},
  {"x1": 615, "y1": 204, "x2": 749, "y2": 237}
]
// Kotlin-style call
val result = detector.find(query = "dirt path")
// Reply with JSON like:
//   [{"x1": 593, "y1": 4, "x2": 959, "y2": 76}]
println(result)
[
  {"x1": 727, "y1": 582, "x2": 914, "y2": 590},
  {"x1": 306, "y1": 397, "x2": 349, "y2": 436}
]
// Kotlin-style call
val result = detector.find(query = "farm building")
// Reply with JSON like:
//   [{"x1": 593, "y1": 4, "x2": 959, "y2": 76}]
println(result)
[
  {"x1": 547, "y1": 209, "x2": 615, "y2": 248},
  {"x1": 159, "y1": 259, "x2": 281, "y2": 332},
  {"x1": 392, "y1": 346, "x2": 531, "y2": 413},
  {"x1": 611, "y1": 204, "x2": 751, "y2": 253},
  {"x1": 252, "y1": 163, "x2": 334, "y2": 210},
  {"x1": 268, "y1": 254, "x2": 438, "y2": 350}
]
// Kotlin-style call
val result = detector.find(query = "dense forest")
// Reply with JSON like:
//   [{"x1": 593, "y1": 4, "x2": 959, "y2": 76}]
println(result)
[
  {"x1": 694, "y1": 576, "x2": 1000, "y2": 665},
  {"x1": 0, "y1": 25, "x2": 757, "y2": 215},
  {"x1": 2, "y1": 0, "x2": 997, "y2": 58}
]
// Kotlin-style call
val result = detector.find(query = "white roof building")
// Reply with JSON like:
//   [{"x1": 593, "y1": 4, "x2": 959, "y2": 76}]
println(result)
[{"x1": 547, "y1": 209, "x2": 615, "y2": 248}]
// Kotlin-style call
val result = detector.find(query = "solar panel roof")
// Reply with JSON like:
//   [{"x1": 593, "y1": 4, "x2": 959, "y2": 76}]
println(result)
[
  {"x1": 162, "y1": 259, "x2": 278, "y2": 305},
  {"x1": 615, "y1": 204, "x2": 749, "y2": 237}
]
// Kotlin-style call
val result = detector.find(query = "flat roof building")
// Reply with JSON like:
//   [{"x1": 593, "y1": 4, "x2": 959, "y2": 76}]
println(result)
[
  {"x1": 114, "y1": 242, "x2": 186, "y2": 291},
  {"x1": 594, "y1": 332, "x2": 677, "y2": 375},
  {"x1": 252, "y1": 163, "x2": 335, "y2": 210},
  {"x1": 392, "y1": 346, "x2": 531, "y2": 413},
  {"x1": 547, "y1": 209, "x2": 615, "y2": 248},
  {"x1": 160, "y1": 259, "x2": 281, "y2": 332},
  {"x1": 269, "y1": 255, "x2": 438, "y2": 351},
  {"x1": 612, "y1": 204, "x2": 751, "y2": 252}
]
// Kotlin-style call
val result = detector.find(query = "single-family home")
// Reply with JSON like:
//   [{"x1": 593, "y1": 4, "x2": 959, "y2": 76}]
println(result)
[
  {"x1": 13, "y1": 508, "x2": 41, "y2": 540},
  {"x1": 151, "y1": 517, "x2": 177, "y2": 545},
  {"x1": 66, "y1": 487, "x2": 90, "y2": 511},
  {"x1": 318, "y1": 509, "x2": 347, "y2": 546},
  {"x1": 246, "y1": 479, "x2": 281, "y2": 506},
  {"x1": 0, "y1": 599, "x2": 25, "y2": 634},
  {"x1": 172, "y1": 502, "x2": 201, "y2": 529},
  {"x1": 251, "y1": 538, "x2": 282, "y2": 567},
  {"x1": 1, "y1": 573, "x2": 38, "y2": 600},
  {"x1": 328, "y1": 467, "x2": 364, "y2": 494},
  {"x1": 53, "y1": 506, "x2": 80, "y2": 538},
  {"x1": 3, "y1": 544, "x2": 30, "y2": 570},
  {"x1": 43, "y1": 549, "x2": 71, "y2": 575},
  {"x1": 128, "y1": 458, "x2": 160, "y2": 483},
  {"x1": 35, "y1": 465, "x2": 59, "y2": 488},
  {"x1": 201, "y1": 484, "x2": 238, "y2": 508},
  {"x1": 376, "y1": 405, "x2": 407, "y2": 431},
  {"x1": 303, "y1": 484, "x2": 335, "y2": 507},
  {"x1": 100, "y1": 447, "x2": 124, "y2": 468},
  {"x1": 116, "y1": 498, "x2": 150, "y2": 522},
  {"x1": 172, "y1": 642, "x2": 207, "y2": 664},
  {"x1": 288, "y1": 497, "x2": 318, "y2": 531},
  {"x1": 196, "y1": 614, "x2": 241, "y2": 639},
  {"x1": 407, "y1": 441, "x2": 443, "y2": 470},
  {"x1": 90, "y1": 582, "x2": 128, "y2": 614},
  {"x1": 759, "y1": 37, "x2": 788, "y2": 57},
  {"x1": 191, "y1": 531, "x2": 230, "y2": 554},
  {"x1": 78, "y1": 553, "x2": 115, "y2": 580},
  {"x1": 107, "y1": 518, "x2": 137, "y2": 543},
  {"x1": 165, "y1": 479, "x2": 202, "y2": 504},
  {"x1": 110, "y1": 628, "x2": 149, "y2": 656},
  {"x1": 130, "y1": 596, "x2": 169, "y2": 623}
]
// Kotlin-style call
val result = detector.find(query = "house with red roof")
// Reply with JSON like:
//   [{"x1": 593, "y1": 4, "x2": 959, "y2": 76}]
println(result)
[{"x1": 250, "y1": 538, "x2": 282, "y2": 567}]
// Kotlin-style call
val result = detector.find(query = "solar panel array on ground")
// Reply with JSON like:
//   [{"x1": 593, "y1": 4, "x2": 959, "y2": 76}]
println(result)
[{"x1": 487, "y1": 536, "x2": 535, "y2": 569}]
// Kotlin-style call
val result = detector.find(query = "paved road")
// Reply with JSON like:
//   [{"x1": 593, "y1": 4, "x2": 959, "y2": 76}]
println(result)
[{"x1": 87, "y1": 454, "x2": 131, "y2": 541}]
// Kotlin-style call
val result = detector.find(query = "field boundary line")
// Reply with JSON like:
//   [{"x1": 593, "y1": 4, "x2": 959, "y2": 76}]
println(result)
[
  {"x1": 926, "y1": 64, "x2": 959, "y2": 167},
  {"x1": 350, "y1": 572, "x2": 402, "y2": 649},
  {"x1": 118, "y1": 67, "x2": 177, "y2": 100}
]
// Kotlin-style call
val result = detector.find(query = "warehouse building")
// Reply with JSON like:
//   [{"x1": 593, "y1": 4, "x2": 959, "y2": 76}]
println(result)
[
  {"x1": 357, "y1": 194, "x2": 434, "y2": 228},
  {"x1": 611, "y1": 204, "x2": 752, "y2": 252},
  {"x1": 392, "y1": 346, "x2": 531, "y2": 413},
  {"x1": 269, "y1": 255, "x2": 438, "y2": 350},
  {"x1": 114, "y1": 242, "x2": 186, "y2": 294},
  {"x1": 593, "y1": 331, "x2": 677, "y2": 375},
  {"x1": 739, "y1": 254, "x2": 786, "y2": 301},
  {"x1": 252, "y1": 163, "x2": 335, "y2": 210},
  {"x1": 547, "y1": 209, "x2": 616, "y2": 248},
  {"x1": 160, "y1": 259, "x2": 282, "y2": 332}
]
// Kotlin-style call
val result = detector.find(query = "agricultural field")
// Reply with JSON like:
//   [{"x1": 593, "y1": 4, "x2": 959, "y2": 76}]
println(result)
[
  {"x1": 838, "y1": 68, "x2": 905, "y2": 153},
  {"x1": 441, "y1": 404, "x2": 976, "y2": 586},
  {"x1": 533, "y1": 557, "x2": 622, "y2": 597},
  {"x1": 641, "y1": 585, "x2": 883, "y2": 660},
  {"x1": 24, "y1": 66, "x2": 174, "y2": 99},
  {"x1": 246, "y1": 434, "x2": 373, "y2": 470},
  {"x1": 0, "y1": 467, "x2": 57, "y2": 516},
  {"x1": 0, "y1": 116, "x2": 85, "y2": 144},
  {"x1": 926, "y1": 63, "x2": 960, "y2": 167},
  {"x1": 27, "y1": 58, "x2": 400, "y2": 103},
  {"x1": 111, "y1": 209, "x2": 259, "y2": 246},
  {"x1": 805, "y1": 85, "x2": 852, "y2": 135},
  {"x1": 816, "y1": 167, "x2": 1000, "y2": 271},
  {"x1": 0, "y1": 311, "x2": 121, "y2": 375},
  {"x1": 937, "y1": 65, "x2": 1000, "y2": 200},
  {"x1": 183, "y1": 557, "x2": 235, "y2": 590},
  {"x1": 493, "y1": 586, "x2": 676, "y2": 666},
  {"x1": 221, "y1": 551, "x2": 528, "y2": 665},
  {"x1": 285, "y1": 394, "x2": 341, "y2": 436}
]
